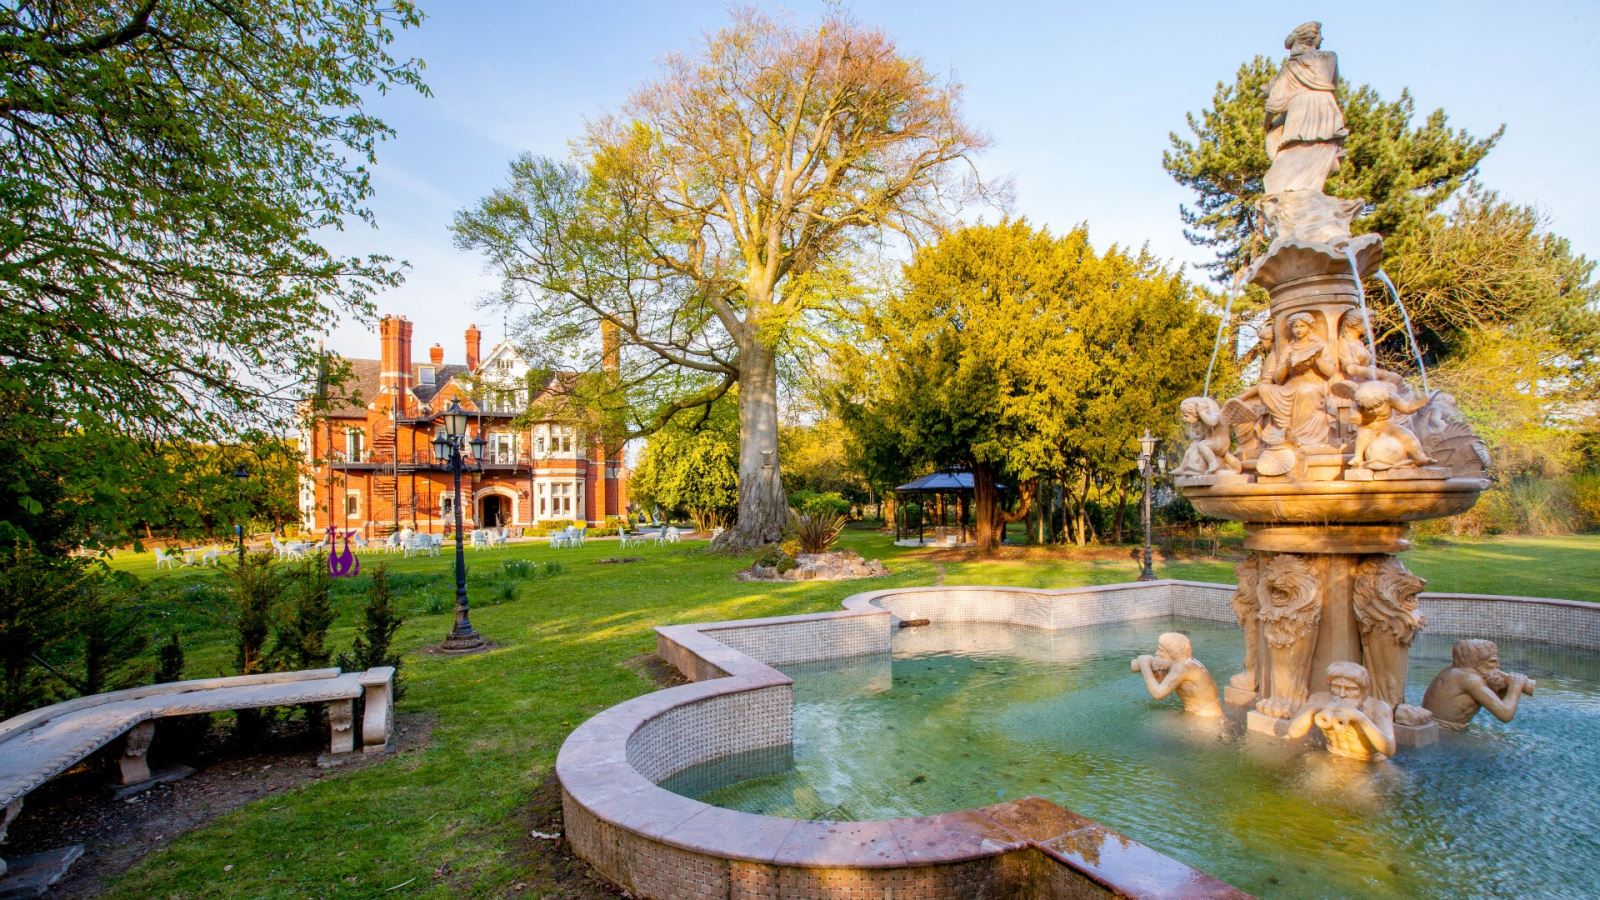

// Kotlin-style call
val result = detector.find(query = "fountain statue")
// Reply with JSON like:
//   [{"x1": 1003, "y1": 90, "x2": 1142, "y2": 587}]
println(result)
[
  {"x1": 1176, "y1": 21, "x2": 1498, "y2": 752},
  {"x1": 1287, "y1": 662, "x2": 1397, "y2": 760},
  {"x1": 1421, "y1": 639, "x2": 1536, "y2": 730},
  {"x1": 1131, "y1": 632, "x2": 1223, "y2": 717}
]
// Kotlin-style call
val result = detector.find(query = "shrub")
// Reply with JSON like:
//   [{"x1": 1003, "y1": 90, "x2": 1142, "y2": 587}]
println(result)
[
  {"x1": 230, "y1": 551, "x2": 282, "y2": 677},
  {"x1": 788, "y1": 508, "x2": 845, "y2": 554},
  {"x1": 154, "y1": 631, "x2": 212, "y2": 746},
  {"x1": 753, "y1": 544, "x2": 788, "y2": 569},
  {"x1": 272, "y1": 553, "x2": 336, "y2": 671},
  {"x1": 70, "y1": 571, "x2": 148, "y2": 696},
  {"x1": 495, "y1": 579, "x2": 519, "y2": 605},
  {"x1": 337, "y1": 565, "x2": 404, "y2": 688},
  {"x1": 775, "y1": 556, "x2": 798, "y2": 574},
  {"x1": 503, "y1": 559, "x2": 564, "y2": 580},
  {"x1": 790, "y1": 490, "x2": 850, "y2": 520},
  {"x1": 155, "y1": 633, "x2": 185, "y2": 683},
  {"x1": 1572, "y1": 473, "x2": 1600, "y2": 531},
  {"x1": 423, "y1": 594, "x2": 448, "y2": 615}
]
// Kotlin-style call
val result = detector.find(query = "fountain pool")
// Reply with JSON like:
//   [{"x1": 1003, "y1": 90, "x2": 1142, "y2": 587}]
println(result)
[{"x1": 665, "y1": 618, "x2": 1600, "y2": 899}]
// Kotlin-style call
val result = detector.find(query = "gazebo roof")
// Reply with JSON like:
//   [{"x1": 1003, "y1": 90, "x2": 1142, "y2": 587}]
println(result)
[{"x1": 893, "y1": 471, "x2": 1001, "y2": 494}]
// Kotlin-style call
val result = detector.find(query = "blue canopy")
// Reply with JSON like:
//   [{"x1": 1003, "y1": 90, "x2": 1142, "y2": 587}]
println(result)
[{"x1": 893, "y1": 471, "x2": 1003, "y2": 494}]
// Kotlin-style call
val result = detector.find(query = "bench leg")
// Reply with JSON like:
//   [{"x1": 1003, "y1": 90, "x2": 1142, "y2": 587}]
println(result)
[
  {"x1": 361, "y1": 679, "x2": 393, "y2": 754},
  {"x1": 327, "y1": 698, "x2": 355, "y2": 755},
  {"x1": 119, "y1": 721, "x2": 155, "y2": 785},
  {"x1": 0, "y1": 798, "x2": 21, "y2": 877}
]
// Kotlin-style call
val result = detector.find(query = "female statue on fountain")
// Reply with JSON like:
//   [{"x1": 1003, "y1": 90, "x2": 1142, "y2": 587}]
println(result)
[{"x1": 1229, "y1": 312, "x2": 1336, "y2": 473}]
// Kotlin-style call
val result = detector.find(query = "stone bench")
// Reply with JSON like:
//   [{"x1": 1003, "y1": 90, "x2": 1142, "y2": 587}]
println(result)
[{"x1": 0, "y1": 666, "x2": 394, "y2": 884}]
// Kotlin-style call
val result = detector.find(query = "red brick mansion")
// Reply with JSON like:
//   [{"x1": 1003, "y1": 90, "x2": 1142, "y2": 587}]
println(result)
[{"x1": 299, "y1": 315, "x2": 627, "y2": 536}]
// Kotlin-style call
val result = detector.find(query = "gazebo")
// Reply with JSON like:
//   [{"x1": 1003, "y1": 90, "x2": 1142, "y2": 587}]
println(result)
[{"x1": 893, "y1": 471, "x2": 996, "y2": 547}]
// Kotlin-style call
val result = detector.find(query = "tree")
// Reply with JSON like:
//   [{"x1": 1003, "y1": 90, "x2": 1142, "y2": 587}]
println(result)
[
  {"x1": 779, "y1": 417, "x2": 868, "y2": 502},
  {"x1": 1381, "y1": 187, "x2": 1600, "y2": 382},
  {"x1": 1164, "y1": 57, "x2": 1499, "y2": 280},
  {"x1": 454, "y1": 8, "x2": 989, "y2": 549},
  {"x1": 629, "y1": 394, "x2": 740, "y2": 533},
  {"x1": 0, "y1": 0, "x2": 426, "y2": 550},
  {"x1": 845, "y1": 221, "x2": 1217, "y2": 550}
]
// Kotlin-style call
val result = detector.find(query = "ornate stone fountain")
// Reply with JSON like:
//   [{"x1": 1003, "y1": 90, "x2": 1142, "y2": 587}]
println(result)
[{"x1": 1173, "y1": 21, "x2": 1491, "y2": 748}]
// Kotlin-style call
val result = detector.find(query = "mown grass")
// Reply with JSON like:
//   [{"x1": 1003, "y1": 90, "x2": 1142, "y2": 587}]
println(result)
[{"x1": 93, "y1": 530, "x2": 1599, "y2": 897}]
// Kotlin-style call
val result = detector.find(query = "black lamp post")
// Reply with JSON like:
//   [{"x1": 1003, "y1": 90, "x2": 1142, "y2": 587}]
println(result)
[
  {"x1": 1137, "y1": 431, "x2": 1161, "y2": 582},
  {"x1": 433, "y1": 401, "x2": 488, "y2": 653},
  {"x1": 233, "y1": 464, "x2": 250, "y2": 563}
]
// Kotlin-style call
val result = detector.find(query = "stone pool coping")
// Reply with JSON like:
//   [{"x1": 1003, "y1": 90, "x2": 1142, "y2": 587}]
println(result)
[{"x1": 557, "y1": 580, "x2": 1600, "y2": 898}]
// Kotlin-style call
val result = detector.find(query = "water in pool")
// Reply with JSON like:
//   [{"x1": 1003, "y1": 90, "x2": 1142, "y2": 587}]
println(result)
[{"x1": 662, "y1": 618, "x2": 1600, "y2": 899}]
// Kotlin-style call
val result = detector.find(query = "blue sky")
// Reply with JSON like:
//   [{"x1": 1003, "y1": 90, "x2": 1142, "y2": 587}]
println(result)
[{"x1": 322, "y1": 1, "x2": 1600, "y2": 362}]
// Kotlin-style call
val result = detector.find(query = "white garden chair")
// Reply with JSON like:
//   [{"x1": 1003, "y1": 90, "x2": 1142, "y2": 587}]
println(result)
[
  {"x1": 154, "y1": 548, "x2": 180, "y2": 570},
  {"x1": 470, "y1": 529, "x2": 490, "y2": 550},
  {"x1": 655, "y1": 526, "x2": 679, "y2": 546},
  {"x1": 618, "y1": 525, "x2": 640, "y2": 548},
  {"x1": 200, "y1": 546, "x2": 220, "y2": 567},
  {"x1": 492, "y1": 528, "x2": 509, "y2": 547},
  {"x1": 548, "y1": 527, "x2": 572, "y2": 549},
  {"x1": 571, "y1": 527, "x2": 586, "y2": 548}
]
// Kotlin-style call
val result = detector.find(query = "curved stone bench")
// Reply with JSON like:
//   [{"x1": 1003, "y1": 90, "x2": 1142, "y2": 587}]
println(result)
[{"x1": 0, "y1": 666, "x2": 394, "y2": 879}]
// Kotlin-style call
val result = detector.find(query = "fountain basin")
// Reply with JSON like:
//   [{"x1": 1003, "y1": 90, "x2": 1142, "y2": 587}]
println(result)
[
  {"x1": 1179, "y1": 476, "x2": 1489, "y2": 526},
  {"x1": 556, "y1": 582, "x2": 1600, "y2": 899}
]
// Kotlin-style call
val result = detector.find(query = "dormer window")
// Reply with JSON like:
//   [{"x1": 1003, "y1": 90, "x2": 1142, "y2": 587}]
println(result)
[{"x1": 419, "y1": 365, "x2": 435, "y2": 385}]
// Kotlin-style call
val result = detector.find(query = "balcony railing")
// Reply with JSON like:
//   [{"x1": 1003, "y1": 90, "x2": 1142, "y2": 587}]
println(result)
[{"x1": 328, "y1": 450, "x2": 583, "y2": 470}]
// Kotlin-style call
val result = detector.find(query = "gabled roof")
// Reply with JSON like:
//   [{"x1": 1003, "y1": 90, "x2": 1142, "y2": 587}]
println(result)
[
  {"x1": 894, "y1": 470, "x2": 1003, "y2": 493},
  {"x1": 413, "y1": 364, "x2": 470, "y2": 405}
]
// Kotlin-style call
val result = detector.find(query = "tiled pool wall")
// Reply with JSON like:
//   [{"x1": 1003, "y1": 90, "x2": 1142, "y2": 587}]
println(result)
[{"x1": 558, "y1": 580, "x2": 1600, "y2": 899}]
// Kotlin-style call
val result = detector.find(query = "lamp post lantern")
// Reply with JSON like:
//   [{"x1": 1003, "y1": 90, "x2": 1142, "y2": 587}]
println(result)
[
  {"x1": 1137, "y1": 431, "x2": 1159, "y2": 582},
  {"x1": 434, "y1": 401, "x2": 488, "y2": 653}
]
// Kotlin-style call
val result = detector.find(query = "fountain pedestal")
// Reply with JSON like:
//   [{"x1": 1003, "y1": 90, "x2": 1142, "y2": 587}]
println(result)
[{"x1": 1175, "y1": 234, "x2": 1489, "y2": 752}]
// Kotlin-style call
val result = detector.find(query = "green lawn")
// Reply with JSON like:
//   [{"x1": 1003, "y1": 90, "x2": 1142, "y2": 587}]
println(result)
[{"x1": 89, "y1": 531, "x2": 1598, "y2": 897}]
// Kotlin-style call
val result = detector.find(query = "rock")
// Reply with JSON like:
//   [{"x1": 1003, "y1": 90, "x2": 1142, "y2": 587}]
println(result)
[{"x1": 737, "y1": 550, "x2": 889, "y2": 582}]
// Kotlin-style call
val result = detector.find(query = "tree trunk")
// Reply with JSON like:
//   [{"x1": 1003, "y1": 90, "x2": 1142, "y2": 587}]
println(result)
[
  {"x1": 974, "y1": 463, "x2": 1001, "y2": 552},
  {"x1": 974, "y1": 464, "x2": 1035, "y2": 553},
  {"x1": 714, "y1": 341, "x2": 786, "y2": 551}
]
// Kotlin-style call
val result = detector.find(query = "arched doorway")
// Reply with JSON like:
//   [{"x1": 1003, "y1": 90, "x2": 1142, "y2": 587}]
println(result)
[{"x1": 479, "y1": 494, "x2": 506, "y2": 528}]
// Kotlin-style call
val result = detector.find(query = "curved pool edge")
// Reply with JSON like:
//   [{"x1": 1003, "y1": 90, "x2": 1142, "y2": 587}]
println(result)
[{"x1": 556, "y1": 580, "x2": 1600, "y2": 898}]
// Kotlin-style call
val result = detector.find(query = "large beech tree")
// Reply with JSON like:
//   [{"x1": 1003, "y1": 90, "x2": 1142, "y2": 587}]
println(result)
[
  {"x1": 845, "y1": 221, "x2": 1217, "y2": 551},
  {"x1": 454, "y1": 9, "x2": 987, "y2": 549}
]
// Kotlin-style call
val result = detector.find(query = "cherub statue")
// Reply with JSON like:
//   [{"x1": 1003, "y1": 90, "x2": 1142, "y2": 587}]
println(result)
[
  {"x1": 1420, "y1": 639, "x2": 1535, "y2": 731},
  {"x1": 1287, "y1": 661, "x2": 1397, "y2": 761},
  {"x1": 1350, "y1": 381, "x2": 1434, "y2": 471},
  {"x1": 1130, "y1": 632, "x2": 1222, "y2": 717},
  {"x1": 1335, "y1": 309, "x2": 1408, "y2": 390},
  {"x1": 1173, "y1": 397, "x2": 1240, "y2": 476}
]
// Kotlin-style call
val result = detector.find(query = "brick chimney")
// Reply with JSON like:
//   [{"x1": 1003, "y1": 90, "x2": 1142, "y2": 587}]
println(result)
[
  {"x1": 429, "y1": 343, "x2": 444, "y2": 366},
  {"x1": 379, "y1": 315, "x2": 413, "y2": 413},
  {"x1": 465, "y1": 323, "x2": 481, "y2": 371}
]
